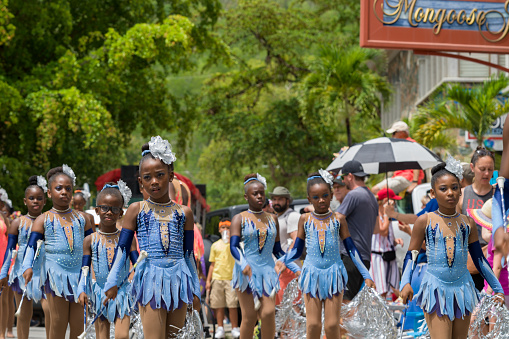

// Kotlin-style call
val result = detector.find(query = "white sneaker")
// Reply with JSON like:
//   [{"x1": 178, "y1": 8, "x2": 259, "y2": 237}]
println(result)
[
  {"x1": 215, "y1": 326, "x2": 225, "y2": 339},
  {"x1": 231, "y1": 327, "x2": 240, "y2": 338}
]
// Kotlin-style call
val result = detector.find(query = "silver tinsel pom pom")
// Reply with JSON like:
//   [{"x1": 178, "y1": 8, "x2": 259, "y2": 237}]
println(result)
[
  {"x1": 340, "y1": 286, "x2": 398, "y2": 339},
  {"x1": 275, "y1": 278, "x2": 307, "y2": 337},
  {"x1": 469, "y1": 294, "x2": 509, "y2": 339}
]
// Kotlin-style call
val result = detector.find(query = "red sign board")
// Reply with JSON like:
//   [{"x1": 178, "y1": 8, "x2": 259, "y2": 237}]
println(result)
[{"x1": 361, "y1": 0, "x2": 509, "y2": 53}]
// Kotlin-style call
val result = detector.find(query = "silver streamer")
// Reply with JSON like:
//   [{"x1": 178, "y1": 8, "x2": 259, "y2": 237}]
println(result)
[
  {"x1": 275, "y1": 278, "x2": 307, "y2": 338},
  {"x1": 173, "y1": 305, "x2": 204, "y2": 339},
  {"x1": 469, "y1": 294, "x2": 509, "y2": 339},
  {"x1": 340, "y1": 286, "x2": 398, "y2": 339}
]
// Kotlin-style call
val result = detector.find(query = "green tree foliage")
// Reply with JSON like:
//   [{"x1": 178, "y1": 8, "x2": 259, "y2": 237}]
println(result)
[
  {"x1": 196, "y1": 0, "x2": 388, "y2": 207},
  {"x1": 411, "y1": 75, "x2": 509, "y2": 149},
  {"x1": 0, "y1": 0, "x2": 227, "y2": 210}
]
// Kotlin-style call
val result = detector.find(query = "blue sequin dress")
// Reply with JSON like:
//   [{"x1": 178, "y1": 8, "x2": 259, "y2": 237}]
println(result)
[
  {"x1": 231, "y1": 211, "x2": 279, "y2": 297},
  {"x1": 299, "y1": 213, "x2": 348, "y2": 300},
  {"x1": 9, "y1": 215, "x2": 45, "y2": 301},
  {"x1": 132, "y1": 200, "x2": 199, "y2": 311},
  {"x1": 414, "y1": 212, "x2": 479, "y2": 320},
  {"x1": 43, "y1": 210, "x2": 86, "y2": 301},
  {"x1": 85, "y1": 232, "x2": 133, "y2": 322}
]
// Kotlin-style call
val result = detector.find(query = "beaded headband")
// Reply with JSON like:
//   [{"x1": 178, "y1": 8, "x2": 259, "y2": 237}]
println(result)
[
  {"x1": 36, "y1": 176, "x2": 48, "y2": 193},
  {"x1": 243, "y1": 173, "x2": 267, "y2": 189},
  {"x1": 141, "y1": 136, "x2": 177, "y2": 165}
]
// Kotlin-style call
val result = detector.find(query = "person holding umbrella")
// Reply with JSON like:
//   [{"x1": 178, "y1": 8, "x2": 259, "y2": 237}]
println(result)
[{"x1": 372, "y1": 121, "x2": 424, "y2": 195}]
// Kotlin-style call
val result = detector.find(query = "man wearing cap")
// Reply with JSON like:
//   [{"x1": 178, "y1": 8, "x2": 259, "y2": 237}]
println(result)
[
  {"x1": 337, "y1": 160, "x2": 379, "y2": 301},
  {"x1": 269, "y1": 186, "x2": 301, "y2": 304},
  {"x1": 372, "y1": 121, "x2": 425, "y2": 195},
  {"x1": 333, "y1": 175, "x2": 349, "y2": 207}
]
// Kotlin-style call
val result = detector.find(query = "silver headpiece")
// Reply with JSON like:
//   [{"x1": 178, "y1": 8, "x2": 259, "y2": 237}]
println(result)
[
  {"x1": 148, "y1": 136, "x2": 176, "y2": 165},
  {"x1": 256, "y1": 173, "x2": 267, "y2": 189},
  {"x1": 62, "y1": 164, "x2": 76, "y2": 185},
  {"x1": 36, "y1": 176, "x2": 48, "y2": 193},
  {"x1": 80, "y1": 185, "x2": 91, "y2": 200},
  {"x1": 319, "y1": 169, "x2": 334, "y2": 186},
  {"x1": 117, "y1": 179, "x2": 132, "y2": 207},
  {"x1": 445, "y1": 155, "x2": 463, "y2": 181},
  {"x1": 0, "y1": 188, "x2": 12, "y2": 207}
]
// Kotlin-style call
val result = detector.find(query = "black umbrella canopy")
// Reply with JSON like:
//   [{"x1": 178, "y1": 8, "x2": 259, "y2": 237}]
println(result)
[{"x1": 326, "y1": 137, "x2": 442, "y2": 174}]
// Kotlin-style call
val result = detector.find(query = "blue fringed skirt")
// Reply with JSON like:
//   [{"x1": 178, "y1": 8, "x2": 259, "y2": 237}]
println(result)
[
  {"x1": 299, "y1": 261, "x2": 348, "y2": 300},
  {"x1": 91, "y1": 280, "x2": 134, "y2": 322},
  {"x1": 414, "y1": 271, "x2": 479, "y2": 321},
  {"x1": 231, "y1": 262, "x2": 279, "y2": 298}
]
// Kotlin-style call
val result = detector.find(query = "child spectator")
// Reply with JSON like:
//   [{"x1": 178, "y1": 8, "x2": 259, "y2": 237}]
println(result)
[{"x1": 206, "y1": 218, "x2": 240, "y2": 338}]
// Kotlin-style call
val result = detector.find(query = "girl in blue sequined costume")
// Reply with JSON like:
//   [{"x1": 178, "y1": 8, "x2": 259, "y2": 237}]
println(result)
[
  {"x1": 21, "y1": 166, "x2": 94, "y2": 339},
  {"x1": 78, "y1": 182, "x2": 137, "y2": 339},
  {"x1": 230, "y1": 173, "x2": 301, "y2": 339},
  {"x1": 0, "y1": 176, "x2": 51, "y2": 339},
  {"x1": 103, "y1": 137, "x2": 200, "y2": 339},
  {"x1": 400, "y1": 159, "x2": 504, "y2": 338},
  {"x1": 276, "y1": 170, "x2": 374, "y2": 338}
]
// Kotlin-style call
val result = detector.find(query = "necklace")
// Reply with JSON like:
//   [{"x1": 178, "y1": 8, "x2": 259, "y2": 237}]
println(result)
[
  {"x1": 52, "y1": 207, "x2": 71, "y2": 213},
  {"x1": 98, "y1": 229, "x2": 120, "y2": 236},
  {"x1": 26, "y1": 213, "x2": 39, "y2": 219},
  {"x1": 148, "y1": 198, "x2": 173, "y2": 206},
  {"x1": 436, "y1": 209, "x2": 458, "y2": 218},
  {"x1": 312, "y1": 211, "x2": 331, "y2": 217},
  {"x1": 248, "y1": 209, "x2": 264, "y2": 214}
]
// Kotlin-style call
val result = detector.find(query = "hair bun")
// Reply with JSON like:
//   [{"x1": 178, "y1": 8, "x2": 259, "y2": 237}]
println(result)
[
  {"x1": 141, "y1": 143, "x2": 150, "y2": 152},
  {"x1": 28, "y1": 175, "x2": 38, "y2": 186},
  {"x1": 431, "y1": 162, "x2": 446, "y2": 176}
]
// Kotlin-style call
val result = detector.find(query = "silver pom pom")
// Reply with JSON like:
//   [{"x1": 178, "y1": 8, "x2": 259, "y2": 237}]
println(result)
[
  {"x1": 469, "y1": 294, "x2": 509, "y2": 338},
  {"x1": 149, "y1": 136, "x2": 177, "y2": 165}
]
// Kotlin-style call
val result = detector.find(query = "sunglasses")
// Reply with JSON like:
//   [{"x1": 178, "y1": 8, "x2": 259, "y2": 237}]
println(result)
[{"x1": 97, "y1": 205, "x2": 122, "y2": 214}]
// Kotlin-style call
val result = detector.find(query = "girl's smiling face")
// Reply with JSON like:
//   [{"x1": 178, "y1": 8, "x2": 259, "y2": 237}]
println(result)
[{"x1": 307, "y1": 183, "x2": 332, "y2": 214}]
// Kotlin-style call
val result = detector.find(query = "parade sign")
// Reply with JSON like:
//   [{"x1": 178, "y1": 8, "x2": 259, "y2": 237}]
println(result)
[{"x1": 361, "y1": 0, "x2": 509, "y2": 53}]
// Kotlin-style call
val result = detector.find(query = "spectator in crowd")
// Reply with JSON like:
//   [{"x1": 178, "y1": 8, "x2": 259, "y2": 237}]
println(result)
[
  {"x1": 206, "y1": 218, "x2": 240, "y2": 339},
  {"x1": 372, "y1": 121, "x2": 424, "y2": 195},
  {"x1": 269, "y1": 187, "x2": 301, "y2": 305},
  {"x1": 337, "y1": 160, "x2": 379, "y2": 301}
]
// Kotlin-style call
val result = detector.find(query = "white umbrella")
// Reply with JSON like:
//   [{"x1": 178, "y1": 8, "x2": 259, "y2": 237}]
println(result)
[{"x1": 326, "y1": 137, "x2": 441, "y2": 174}]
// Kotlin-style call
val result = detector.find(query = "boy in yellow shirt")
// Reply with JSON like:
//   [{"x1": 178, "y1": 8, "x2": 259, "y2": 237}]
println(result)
[{"x1": 206, "y1": 219, "x2": 240, "y2": 338}]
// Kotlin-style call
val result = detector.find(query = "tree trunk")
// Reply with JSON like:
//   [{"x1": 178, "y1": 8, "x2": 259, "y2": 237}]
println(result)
[{"x1": 346, "y1": 117, "x2": 352, "y2": 146}]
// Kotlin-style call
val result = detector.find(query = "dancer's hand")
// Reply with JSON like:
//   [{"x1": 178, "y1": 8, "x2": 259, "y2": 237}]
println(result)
[
  {"x1": 193, "y1": 295, "x2": 201, "y2": 312},
  {"x1": 295, "y1": 270, "x2": 301, "y2": 278},
  {"x1": 78, "y1": 292, "x2": 88, "y2": 307},
  {"x1": 22, "y1": 268, "x2": 33, "y2": 286},
  {"x1": 0, "y1": 277, "x2": 7, "y2": 291},
  {"x1": 400, "y1": 284, "x2": 414, "y2": 304},
  {"x1": 274, "y1": 260, "x2": 286, "y2": 275},
  {"x1": 103, "y1": 286, "x2": 118, "y2": 305},
  {"x1": 364, "y1": 279, "x2": 376, "y2": 289},
  {"x1": 242, "y1": 264, "x2": 252, "y2": 278},
  {"x1": 494, "y1": 293, "x2": 505, "y2": 307}
]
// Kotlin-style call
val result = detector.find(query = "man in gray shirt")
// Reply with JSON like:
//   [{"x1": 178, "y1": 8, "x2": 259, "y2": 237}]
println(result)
[{"x1": 337, "y1": 160, "x2": 379, "y2": 301}]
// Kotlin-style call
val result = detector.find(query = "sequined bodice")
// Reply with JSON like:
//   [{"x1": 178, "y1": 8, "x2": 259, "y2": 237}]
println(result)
[
  {"x1": 304, "y1": 213, "x2": 341, "y2": 269},
  {"x1": 425, "y1": 212, "x2": 470, "y2": 281},
  {"x1": 44, "y1": 210, "x2": 85, "y2": 270},
  {"x1": 13, "y1": 216, "x2": 39, "y2": 270},
  {"x1": 240, "y1": 211, "x2": 276, "y2": 267},
  {"x1": 91, "y1": 232, "x2": 129, "y2": 286},
  {"x1": 136, "y1": 200, "x2": 186, "y2": 267}
]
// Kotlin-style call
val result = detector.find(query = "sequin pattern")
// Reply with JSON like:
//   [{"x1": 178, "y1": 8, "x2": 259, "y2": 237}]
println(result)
[
  {"x1": 92, "y1": 233, "x2": 129, "y2": 286},
  {"x1": 304, "y1": 213, "x2": 341, "y2": 263}
]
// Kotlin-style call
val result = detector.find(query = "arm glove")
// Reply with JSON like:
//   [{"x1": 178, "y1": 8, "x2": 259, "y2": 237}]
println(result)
[
  {"x1": 103, "y1": 228, "x2": 134, "y2": 293},
  {"x1": 343, "y1": 237, "x2": 372, "y2": 281},
  {"x1": 400, "y1": 250, "x2": 419, "y2": 290},
  {"x1": 21, "y1": 232, "x2": 44, "y2": 274},
  {"x1": 469, "y1": 241, "x2": 504, "y2": 294},
  {"x1": 77, "y1": 255, "x2": 91, "y2": 297},
  {"x1": 275, "y1": 237, "x2": 304, "y2": 273},
  {"x1": 230, "y1": 235, "x2": 248, "y2": 271},
  {"x1": 0, "y1": 234, "x2": 17, "y2": 279},
  {"x1": 184, "y1": 230, "x2": 201, "y2": 298}
]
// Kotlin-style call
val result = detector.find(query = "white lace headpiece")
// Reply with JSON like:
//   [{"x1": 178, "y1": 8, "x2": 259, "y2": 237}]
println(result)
[
  {"x1": 142, "y1": 136, "x2": 177, "y2": 165},
  {"x1": 0, "y1": 188, "x2": 12, "y2": 207},
  {"x1": 62, "y1": 164, "x2": 76, "y2": 185},
  {"x1": 36, "y1": 176, "x2": 48, "y2": 193},
  {"x1": 445, "y1": 155, "x2": 463, "y2": 181},
  {"x1": 117, "y1": 179, "x2": 132, "y2": 207}
]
